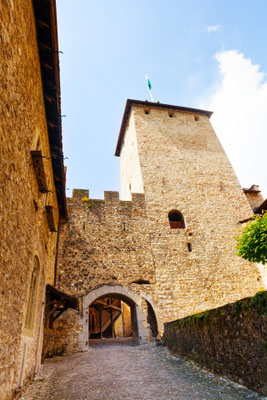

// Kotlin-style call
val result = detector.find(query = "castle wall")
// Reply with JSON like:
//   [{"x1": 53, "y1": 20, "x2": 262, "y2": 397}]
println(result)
[
  {"x1": 57, "y1": 190, "x2": 155, "y2": 295},
  {"x1": 56, "y1": 105, "x2": 263, "y2": 346},
  {"x1": 120, "y1": 104, "x2": 263, "y2": 324},
  {"x1": 164, "y1": 291, "x2": 267, "y2": 396},
  {"x1": 0, "y1": 1, "x2": 60, "y2": 398},
  {"x1": 43, "y1": 309, "x2": 81, "y2": 358},
  {"x1": 56, "y1": 190, "x2": 157, "y2": 345}
]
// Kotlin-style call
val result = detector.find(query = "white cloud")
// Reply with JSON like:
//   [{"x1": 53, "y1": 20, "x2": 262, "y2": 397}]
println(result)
[
  {"x1": 201, "y1": 50, "x2": 267, "y2": 198},
  {"x1": 206, "y1": 25, "x2": 220, "y2": 33}
]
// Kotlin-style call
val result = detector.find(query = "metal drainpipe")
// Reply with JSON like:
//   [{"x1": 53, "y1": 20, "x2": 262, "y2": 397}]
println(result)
[{"x1": 34, "y1": 264, "x2": 46, "y2": 375}]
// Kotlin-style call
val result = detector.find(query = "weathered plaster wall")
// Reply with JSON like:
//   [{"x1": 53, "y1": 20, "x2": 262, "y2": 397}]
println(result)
[
  {"x1": 0, "y1": 1, "x2": 60, "y2": 398},
  {"x1": 164, "y1": 291, "x2": 267, "y2": 395},
  {"x1": 120, "y1": 111, "x2": 144, "y2": 200}
]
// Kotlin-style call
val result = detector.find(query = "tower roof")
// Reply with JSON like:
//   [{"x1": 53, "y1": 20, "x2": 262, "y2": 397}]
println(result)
[{"x1": 115, "y1": 99, "x2": 213, "y2": 156}]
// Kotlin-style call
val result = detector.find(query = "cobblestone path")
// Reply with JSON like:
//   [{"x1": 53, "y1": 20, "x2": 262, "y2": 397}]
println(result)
[{"x1": 20, "y1": 338, "x2": 265, "y2": 400}]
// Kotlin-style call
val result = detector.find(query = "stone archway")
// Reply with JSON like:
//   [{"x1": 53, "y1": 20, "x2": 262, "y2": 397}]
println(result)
[{"x1": 78, "y1": 285, "x2": 151, "y2": 351}]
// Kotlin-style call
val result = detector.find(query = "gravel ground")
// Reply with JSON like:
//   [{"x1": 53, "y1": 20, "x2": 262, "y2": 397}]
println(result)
[{"x1": 20, "y1": 338, "x2": 266, "y2": 400}]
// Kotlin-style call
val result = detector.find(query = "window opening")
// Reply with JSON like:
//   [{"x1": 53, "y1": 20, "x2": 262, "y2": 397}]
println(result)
[
  {"x1": 168, "y1": 210, "x2": 185, "y2": 229},
  {"x1": 132, "y1": 279, "x2": 150, "y2": 285}
]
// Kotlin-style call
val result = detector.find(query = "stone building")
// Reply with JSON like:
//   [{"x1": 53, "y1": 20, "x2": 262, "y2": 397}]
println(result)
[
  {"x1": 0, "y1": 1, "x2": 68, "y2": 399},
  {"x1": 50, "y1": 99, "x2": 264, "y2": 354},
  {"x1": 1, "y1": 0, "x2": 266, "y2": 398}
]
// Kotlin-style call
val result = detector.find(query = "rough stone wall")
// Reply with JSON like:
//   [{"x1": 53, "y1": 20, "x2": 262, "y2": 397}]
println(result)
[
  {"x1": 120, "y1": 104, "x2": 263, "y2": 329},
  {"x1": 43, "y1": 309, "x2": 81, "y2": 358},
  {"x1": 164, "y1": 291, "x2": 267, "y2": 395},
  {"x1": 0, "y1": 1, "x2": 60, "y2": 398},
  {"x1": 55, "y1": 190, "x2": 156, "y2": 347},
  {"x1": 55, "y1": 104, "x2": 263, "y2": 348},
  {"x1": 57, "y1": 190, "x2": 155, "y2": 298}
]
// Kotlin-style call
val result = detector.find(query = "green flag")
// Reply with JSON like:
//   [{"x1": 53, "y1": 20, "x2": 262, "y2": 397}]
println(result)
[{"x1": 146, "y1": 75, "x2": 152, "y2": 90}]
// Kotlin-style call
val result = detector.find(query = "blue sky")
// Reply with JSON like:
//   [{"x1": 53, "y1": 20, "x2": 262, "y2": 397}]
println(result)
[{"x1": 57, "y1": 0, "x2": 267, "y2": 199}]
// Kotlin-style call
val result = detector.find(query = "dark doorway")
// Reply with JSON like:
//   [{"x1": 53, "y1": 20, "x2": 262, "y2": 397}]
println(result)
[{"x1": 146, "y1": 300, "x2": 158, "y2": 338}]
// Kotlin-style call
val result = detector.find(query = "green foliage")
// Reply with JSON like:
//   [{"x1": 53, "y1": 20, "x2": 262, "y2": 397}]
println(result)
[
  {"x1": 251, "y1": 290, "x2": 267, "y2": 315},
  {"x1": 236, "y1": 212, "x2": 267, "y2": 265}
]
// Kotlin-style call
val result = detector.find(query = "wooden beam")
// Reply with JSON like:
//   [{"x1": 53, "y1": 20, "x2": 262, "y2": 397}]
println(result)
[
  {"x1": 39, "y1": 42, "x2": 52, "y2": 51},
  {"x1": 111, "y1": 311, "x2": 114, "y2": 338},
  {"x1": 99, "y1": 305, "x2": 103, "y2": 339},
  {"x1": 95, "y1": 300, "x2": 121, "y2": 312},
  {"x1": 42, "y1": 61, "x2": 54, "y2": 70},
  {"x1": 50, "y1": 307, "x2": 67, "y2": 325},
  {"x1": 37, "y1": 19, "x2": 50, "y2": 29},
  {"x1": 45, "y1": 94, "x2": 56, "y2": 103}
]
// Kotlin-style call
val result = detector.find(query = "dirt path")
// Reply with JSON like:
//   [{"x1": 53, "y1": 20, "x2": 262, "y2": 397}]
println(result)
[{"x1": 20, "y1": 338, "x2": 265, "y2": 400}]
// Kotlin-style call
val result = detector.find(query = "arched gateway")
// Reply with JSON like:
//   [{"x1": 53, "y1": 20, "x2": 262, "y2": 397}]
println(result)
[{"x1": 78, "y1": 285, "x2": 157, "y2": 350}]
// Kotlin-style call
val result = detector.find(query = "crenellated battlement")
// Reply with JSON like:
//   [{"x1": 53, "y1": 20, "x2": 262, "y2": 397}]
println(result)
[{"x1": 70, "y1": 189, "x2": 145, "y2": 207}]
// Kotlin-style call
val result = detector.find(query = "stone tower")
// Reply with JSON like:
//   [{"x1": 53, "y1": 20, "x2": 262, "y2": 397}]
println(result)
[
  {"x1": 53, "y1": 99, "x2": 263, "y2": 353},
  {"x1": 116, "y1": 99, "x2": 262, "y2": 326}
]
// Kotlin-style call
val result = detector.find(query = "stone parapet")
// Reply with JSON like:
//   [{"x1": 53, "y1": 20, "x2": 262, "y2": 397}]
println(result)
[
  {"x1": 72, "y1": 189, "x2": 89, "y2": 200},
  {"x1": 164, "y1": 291, "x2": 267, "y2": 395}
]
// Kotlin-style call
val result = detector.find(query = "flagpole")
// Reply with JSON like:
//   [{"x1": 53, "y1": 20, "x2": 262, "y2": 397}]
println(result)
[
  {"x1": 145, "y1": 75, "x2": 154, "y2": 102},
  {"x1": 149, "y1": 89, "x2": 154, "y2": 102}
]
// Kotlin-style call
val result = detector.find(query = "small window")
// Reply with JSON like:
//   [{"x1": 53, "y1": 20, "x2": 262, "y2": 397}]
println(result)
[
  {"x1": 168, "y1": 112, "x2": 174, "y2": 118},
  {"x1": 168, "y1": 210, "x2": 185, "y2": 229},
  {"x1": 194, "y1": 115, "x2": 199, "y2": 121},
  {"x1": 144, "y1": 109, "x2": 150, "y2": 115}
]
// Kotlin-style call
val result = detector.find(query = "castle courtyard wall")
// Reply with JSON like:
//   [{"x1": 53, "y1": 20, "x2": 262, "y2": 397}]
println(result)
[{"x1": 0, "y1": 1, "x2": 60, "y2": 398}]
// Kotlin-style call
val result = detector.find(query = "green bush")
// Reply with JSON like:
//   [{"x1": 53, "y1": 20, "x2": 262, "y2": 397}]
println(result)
[{"x1": 236, "y1": 212, "x2": 267, "y2": 265}]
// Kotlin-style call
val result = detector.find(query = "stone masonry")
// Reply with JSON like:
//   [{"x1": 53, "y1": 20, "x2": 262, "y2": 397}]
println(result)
[
  {"x1": 52, "y1": 101, "x2": 263, "y2": 355},
  {"x1": 0, "y1": 1, "x2": 65, "y2": 399}
]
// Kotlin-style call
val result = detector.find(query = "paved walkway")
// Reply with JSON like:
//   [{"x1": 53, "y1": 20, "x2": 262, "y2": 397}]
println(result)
[{"x1": 20, "y1": 338, "x2": 265, "y2": 400}]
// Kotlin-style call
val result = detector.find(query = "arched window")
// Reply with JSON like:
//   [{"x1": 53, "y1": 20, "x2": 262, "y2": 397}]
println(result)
[
  {"x1": 24, "y1": 256, "x2": 40, "y2": 332},
  {"x1": 168, "y1": 210, "x2": 185, "y2": 229}
]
